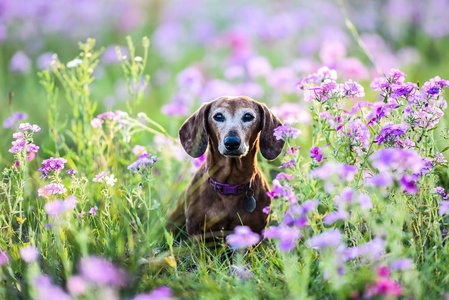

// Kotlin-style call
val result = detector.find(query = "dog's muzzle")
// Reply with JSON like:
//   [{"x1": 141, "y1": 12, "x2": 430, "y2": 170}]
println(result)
[{"x1": 224, "y1": 136, "x2": 241, "y2": 151}]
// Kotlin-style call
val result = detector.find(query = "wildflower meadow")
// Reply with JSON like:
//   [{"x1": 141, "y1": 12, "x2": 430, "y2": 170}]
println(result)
[{"x1": 2, "y1": 1, "x2": 449, "y2": 299}]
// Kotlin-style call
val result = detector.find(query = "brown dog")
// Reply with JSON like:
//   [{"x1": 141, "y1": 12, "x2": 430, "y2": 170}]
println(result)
[{"x1": 170, "y1": 96, "x2": 285, "y2": 239}]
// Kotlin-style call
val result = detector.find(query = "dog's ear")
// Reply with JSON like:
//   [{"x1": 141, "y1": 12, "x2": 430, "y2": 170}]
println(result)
[
  {"x1": 258, "y1": 103, "x2": 285, "y2": 160},
  {"x1": 179, "y1": 102, "x2": 211, "y2": 158}
]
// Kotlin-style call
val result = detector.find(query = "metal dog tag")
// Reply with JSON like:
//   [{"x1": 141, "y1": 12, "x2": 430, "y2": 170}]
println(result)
[
  {"x1": 244, "y1": 183, "x2": 256, "y2": 213},
  {"x1": 244, "y1": 195, "x2": 256, "y2": 213}
]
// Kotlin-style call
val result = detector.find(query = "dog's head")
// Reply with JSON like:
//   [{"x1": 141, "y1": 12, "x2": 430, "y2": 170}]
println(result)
[{"x1": 179, "y1": 96, "x2": 285, "y2": 160}]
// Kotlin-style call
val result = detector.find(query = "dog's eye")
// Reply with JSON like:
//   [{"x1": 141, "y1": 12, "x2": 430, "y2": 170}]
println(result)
[
  {"x1": 242, "y1": 113, "x2": 254, "y2": 122},
  {"x1": 213, "y1": 113, "x2": 225, "y2": 122}
]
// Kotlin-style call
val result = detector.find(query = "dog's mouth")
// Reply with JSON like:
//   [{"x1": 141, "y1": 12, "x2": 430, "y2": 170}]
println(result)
[
  {"x1": 222, "y1": 146, "x2": 249, "y2": 158},
  {"x1": 223, "y1": 151, "x2": 245, "y2": 158}
]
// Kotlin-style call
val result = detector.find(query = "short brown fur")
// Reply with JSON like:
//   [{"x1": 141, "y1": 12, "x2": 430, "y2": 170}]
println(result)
[{"x1": 170, "y1": 96, "x2": 284, "y2": 239}]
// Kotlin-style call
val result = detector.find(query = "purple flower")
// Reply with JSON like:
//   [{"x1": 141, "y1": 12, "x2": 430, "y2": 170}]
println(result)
[
  {"x1": 434, "y1": 187, "x2": 446, "y2": 195},
  {"x1": 263, "y1": 226, "x2": 302, "y2": 252},
  {"x1": 357, "y1": 193, "x2": 373, "y2": 210},
  {"x1": 346, "y1": 119, "x2": 370, "y2": 152},
  {"x1": 344, "y1": 236, "x2": 387, "y2": 261},
  {"x1": 44, "y1": 200, "x2": 67, "y2": 218},
  {"x1": 9, "y1": 51, "x2": 31, "y2": 74},
  {"x1": 338, "y1": 164, "x2": 358, "y2": 181},
  {"x1": 306, "y1": 229, "x2": 342, "y2": 249},
  {"x1": 89, "y1": 206, "x2": 98, "y2": 216},
  {"x1": 273, "y1": 120, "x2": 301, "y2": 141},
  {"x1": 311, "y1": 162, "x2": 356, "y2": 181},
  {"x1": 275, "y1": 172, "x2": 295, "y2": 181},
  {"x1": 390, "y1": 258, "x2": 413, "y2": 271},
  {"x1": 375, "y1": 122, "x2": 409, "y2": 145},
  {"x1": 0, "y1": 250, "x2": 9, "y2": 266},
  {"x1": 267, "y1": 180, "x2": 286, "y2": 199},
  {"x1": 39, "y1": 157, "x2": 68, "y2": 177},
  {"x1": 33, "y1": 275, "x2": 72, "y2": 300},
  {"x1": 341, "y1": 80, "x2": 365, "y2": 98},
  {"x1": 133, "y1": 286, "x2": 173, "y2": 300},
  {"x1": 365, "y1": 173, "x2": 393, "y2": 187},
  {"x1": 310, "y1": 146, "x2": 323, "y2": 162},
  {"x1": 3, "y1": 112, "x2": 28, "y2": 129},
  {"x1": 387, "y1": 69, "x2": 407, "y2": 84},
  {"x1": 283, "y1": 200, "x2": 318, "y2": 228},
  {"x1": 193, "y1": 153, "x2": 206, "y2": 168},
  {"x1": 67, "y1": 169, "x2": 78, "y2": 174},
  {"x1": 278, "y1": 159, "x2": 295, "y2": 169},
  {"x1": 370, "y1": 77, "x2": 391, "y2": 91},
  {"x1": 439, "y1": 201, "x2": 449, "y2": 216},
  {"x1": 323, "y1": 210, "x2": 348, "y2": 225},
  {"x1": 79, "y1": 256, "x2": 127, "y2": 287},
  {"x1": 370, "y1": 148, "x2": 424, "y2": 174},
  {"x1": 20, "y1": 245, "x2": 39, "y2": 262},
  {"x1": 128, "y1": 153, "x2": 159, "y2": 172},
  {"x1": 26, "y1": 143, "x2": 39, "y2": 153},
  {"x1": 8, "y1": 138, "x2": 27, "y2": 153},
  {"x1": 422, "y1": 76, "x2": 449, "y2": 96},
  {"x1": 399, "y1": 174, "x2": 419, "y2": 194},
  {"x1": 37, "y1": 52, "x2": 55, "y2": 70},
  {"x1": 226, "y1": 226, "x2": 260, "y2": 250},
  {"x1": 38, "y1": 183, "x2": 67, "y2": 198},
  {"x1": 262, "y1": 206, "x2": 271, "y2": 214}
]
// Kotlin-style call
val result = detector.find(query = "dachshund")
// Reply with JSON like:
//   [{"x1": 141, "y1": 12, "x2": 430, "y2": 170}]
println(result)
[{"x1": 168, "y1": 96, "x2": 285, "y2": 240}]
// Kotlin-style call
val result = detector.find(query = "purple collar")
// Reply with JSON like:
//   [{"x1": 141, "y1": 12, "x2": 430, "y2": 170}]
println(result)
[{"x1": 207, "y1": 177, "x2": 248, "y2": 195}]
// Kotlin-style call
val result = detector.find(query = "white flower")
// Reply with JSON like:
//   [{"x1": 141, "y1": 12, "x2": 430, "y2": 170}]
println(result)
[
  {"x1": 67, "y1": 58, "x2": 82, "y2": 68},
  {"x1": 134, "y1": 56, "x2": 143, "y2": 62},
  {"x1": 104, "y1": 174, "x2": 117, "y2": 187}
]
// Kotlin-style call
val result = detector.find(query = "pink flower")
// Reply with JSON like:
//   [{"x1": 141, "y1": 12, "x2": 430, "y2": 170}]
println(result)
[
  {"x1": 19, "y1": 245, "x2": 39, "y2": 262},
  {"x1": 67, "y1": 275, "x2": 87, "y2": 296},
  {"x1": 0, "y1": 250, "x2": 9, "y2": 266},
  {"x1": 79, "y1": 256, "x2": 127, "y2": 287},
  {"x1": 38, "y1": 183, "x2": 67, "y2": 198},
  {"x1": 93, "y1": 172, "x2": 109, "y2": 182}
]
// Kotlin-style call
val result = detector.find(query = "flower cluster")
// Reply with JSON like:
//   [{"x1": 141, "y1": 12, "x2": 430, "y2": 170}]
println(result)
[
  {"x1": 38, "y1": 157, "x2": 68, "y2": 178},
  {"x1": 8, "y1": 123, "x2": 41, "y2": 159},
  {"x1": 299, "y1": 67, "x2": 365, "y2": 103},
  {"x1": 363, "y1": 267, "x2": 402, "y2": 299},
  {"x1": 38, "y1": 183, "x2": 67, "y2": 198},
  {"x1": 91, "y1": 110, "x2": 129, "y2": 128},
  {"x1": 273, "y1": 120, "x2": 302, "y2": 141},
  {"x1": 262, "y1": 200, "x2": 318, "y2": 252},
  {"x1": 93, "y1": 172, "x2": 117, "y2": 186},
  {"x1": 3, "y1": 112, "x2": 28, "y2": 129},
  {"x1": 128, "y1": 153, "x2": 158, "y2": 172}
]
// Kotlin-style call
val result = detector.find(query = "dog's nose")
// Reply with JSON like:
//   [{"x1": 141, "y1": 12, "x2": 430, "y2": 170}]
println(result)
[{"x1": 224, "y1": 136, "x2": 241, "y2": 151}]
